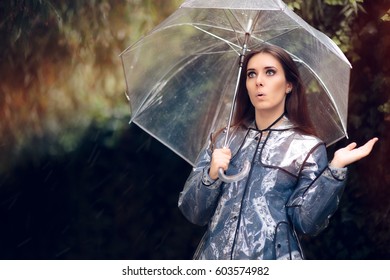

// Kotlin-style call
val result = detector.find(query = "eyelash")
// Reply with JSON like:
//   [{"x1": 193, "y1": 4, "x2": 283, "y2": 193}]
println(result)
[
  {"x1": 266, "y1": 69, "x2": 276, "y2": 75},
  {"x1": 247, "y1": 69, "x2": 276, "y2": 78},
  {"x1": 247, "y1": 71, "x2": 256, "y2": 78}
]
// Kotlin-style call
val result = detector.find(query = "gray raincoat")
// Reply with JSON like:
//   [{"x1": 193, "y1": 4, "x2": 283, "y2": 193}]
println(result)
[{"x1": 178, "y1": 117, "x2": 347, "y2": 260}]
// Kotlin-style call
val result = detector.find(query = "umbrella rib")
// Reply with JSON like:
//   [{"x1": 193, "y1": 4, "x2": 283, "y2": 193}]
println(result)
[
  {"x1": 223, "y1": 9, "x2": 262, "y2": 45},
  {"x1": 131, "y1": 53, "x2": 205, "y2": 121},
  {"x1": 223, "y1": 9, "x2": 244, "y2": 47},
  {"x1": 192, "y1": 25, "x2": 242, "y2": 55},
  {"x1": 250, "y1": 26, "x2": 300, "y2": 46},
  {"x1": 133, "y1": 120, "x2": 195, "y2": 166},
  {"x1": 291, "y1": 56, "x2": 348, "y2": 138},
  {"x1": 122, "y1": 22, "x2": 243, "y2": 56},
  {"x1": 281, "y1": 4, "x2": 351, "y2": 66}
]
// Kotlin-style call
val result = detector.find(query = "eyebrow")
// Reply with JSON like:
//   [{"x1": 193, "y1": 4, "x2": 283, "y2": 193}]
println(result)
[
  {"x1": 264, "y1": 66, "x2": 277, "y2": 70},
  {"x1": 246, "y1": 66, "x2": 277, "y2": 72}
]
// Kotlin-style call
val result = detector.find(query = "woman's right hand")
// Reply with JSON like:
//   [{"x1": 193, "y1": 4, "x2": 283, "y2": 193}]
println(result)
[{"x1": 209, "y1": 148, "x2": 232, "y2": 180}]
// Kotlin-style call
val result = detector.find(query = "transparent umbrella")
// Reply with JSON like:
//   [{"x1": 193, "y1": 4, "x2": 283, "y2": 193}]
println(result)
[{"x1": 120, "y1": 0, "x2": 351, "y2": 181}]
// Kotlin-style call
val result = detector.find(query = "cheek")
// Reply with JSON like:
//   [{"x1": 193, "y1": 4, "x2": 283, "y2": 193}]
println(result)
[
  {"x1": 246, "y1": 79, "x2": 252, "y2": 89},
  {"x1": 274, "y1": 79, "x2": 288, "y2": 93}
]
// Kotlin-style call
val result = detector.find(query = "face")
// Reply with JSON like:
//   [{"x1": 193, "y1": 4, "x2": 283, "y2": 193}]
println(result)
[{"x1": 246, "y1": 52, "x2": 292, "y2": 117}]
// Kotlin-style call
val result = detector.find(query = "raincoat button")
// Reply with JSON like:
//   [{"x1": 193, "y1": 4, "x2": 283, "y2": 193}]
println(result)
[{"x1": 231, "y1": 216, "x2": 238, "y2": 222}]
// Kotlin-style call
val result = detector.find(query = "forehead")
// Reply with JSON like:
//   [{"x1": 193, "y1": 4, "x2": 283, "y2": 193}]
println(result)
[{"x1": 247, "y1": 52, "x2": 282, "y2": 69}]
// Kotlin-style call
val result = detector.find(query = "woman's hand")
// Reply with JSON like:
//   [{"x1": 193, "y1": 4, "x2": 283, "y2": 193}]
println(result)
[
  {"x1": 330, "y1": 137, "x2": 379, "y2": 168},
  {"x1": 209, "y1": 148, "x2": 232, "y2": 180}
]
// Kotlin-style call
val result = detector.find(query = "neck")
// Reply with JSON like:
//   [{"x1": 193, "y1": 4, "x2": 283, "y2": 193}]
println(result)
[{"x1": 255, "y1": 110, "x2": 285, "y2": 130}]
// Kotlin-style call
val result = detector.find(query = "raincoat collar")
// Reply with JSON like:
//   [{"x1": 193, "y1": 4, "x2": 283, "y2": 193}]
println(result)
[{"x1": 248, "y1": 115, "x2": 296, "y2": 132}]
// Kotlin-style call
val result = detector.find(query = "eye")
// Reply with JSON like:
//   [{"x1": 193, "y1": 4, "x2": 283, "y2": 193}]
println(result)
[
  {"x1": 247, "y1": 71, "x2": 256, "y2": 78},
  {"x1": 266, "y1": 69, "x2": 276, "y2": 76}
]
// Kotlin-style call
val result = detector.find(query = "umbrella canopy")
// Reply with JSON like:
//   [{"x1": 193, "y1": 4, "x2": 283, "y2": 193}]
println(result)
[{"x1": 120, "y1": 0, "x2": 351, "y2": 167}]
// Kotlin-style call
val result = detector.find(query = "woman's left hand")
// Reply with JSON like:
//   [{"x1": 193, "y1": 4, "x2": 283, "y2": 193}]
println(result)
[{"x1": 329, "y1": 137, "x2": 379, "y2": 168}]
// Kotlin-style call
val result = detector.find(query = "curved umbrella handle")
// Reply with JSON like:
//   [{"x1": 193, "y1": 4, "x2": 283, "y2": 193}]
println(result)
[{"x1": 218, "y1": 159, "x2": 251, "y2": 183}]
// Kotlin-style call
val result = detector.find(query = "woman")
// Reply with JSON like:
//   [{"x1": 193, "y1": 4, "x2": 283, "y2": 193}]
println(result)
[{"x1": 178, "y1": 45, "x2": 378, "y2": 260}]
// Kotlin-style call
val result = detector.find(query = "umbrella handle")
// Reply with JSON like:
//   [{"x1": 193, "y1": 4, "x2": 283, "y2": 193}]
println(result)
[{"x1": 218, "y1": 159, "x2": 251, "y2": 183}]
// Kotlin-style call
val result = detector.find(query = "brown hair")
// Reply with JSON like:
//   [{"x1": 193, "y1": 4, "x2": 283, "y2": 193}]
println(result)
[{"x1": 233, "y1": 44, "x2": 317, "y2": 136}]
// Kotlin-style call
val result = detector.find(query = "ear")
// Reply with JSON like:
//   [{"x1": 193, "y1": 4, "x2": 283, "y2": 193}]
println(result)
[{"x1": 286, "y1": 83, "x2": 293, "y2": 94}]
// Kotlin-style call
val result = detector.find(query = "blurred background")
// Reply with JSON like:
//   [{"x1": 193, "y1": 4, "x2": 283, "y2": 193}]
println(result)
[{"x1": 0, "y1": 0, "x2": 389, "y2": 260}]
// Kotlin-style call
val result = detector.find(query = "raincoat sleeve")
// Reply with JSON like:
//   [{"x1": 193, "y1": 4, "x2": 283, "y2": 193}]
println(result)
[
  {"x1": 286, "y1": 143, "x2": 347, "y2": 236},
  {"x1": 178, "y1": 139, "x2": 223, "y2": 226}
]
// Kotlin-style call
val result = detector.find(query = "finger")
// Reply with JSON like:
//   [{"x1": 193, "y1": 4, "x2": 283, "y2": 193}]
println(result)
[
  {"x1": 215, "y1": 158, "x2": 229, "y2": 171},
  {"x1": 222, "y1": 162, "x2": 229, "y2": 171},
  {"x1": 212, "y1": 154, "x2": 230, "y2": 168},
  {"x1": 369, "y1": 137, "x2": 379, "y2": 145},
  {"x1": 345, "y1": 142, "x2": 357, "y2": 151},
  {"x1": 213, "y1": 148, "x2": 228, "y2": 157},
  {"x1": 360, "y1": 137, "x2": 379, "y2": 153},
  {"x1": 221, "y1": 147, "x2": 232, "y2": 156}
]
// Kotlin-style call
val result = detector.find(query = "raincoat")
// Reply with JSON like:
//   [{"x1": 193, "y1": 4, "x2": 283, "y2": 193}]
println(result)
[{"x1": 178, "y1": 117, "x2": 347, "y2": 260}]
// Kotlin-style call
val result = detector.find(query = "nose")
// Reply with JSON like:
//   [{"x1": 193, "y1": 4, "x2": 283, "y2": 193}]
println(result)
[{"x1": 256, "y1": 75, "x2": 263, "y2": 87}]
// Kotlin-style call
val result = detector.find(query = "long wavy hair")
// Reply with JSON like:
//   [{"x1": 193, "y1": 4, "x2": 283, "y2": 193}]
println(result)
[{"x1": 232, "y1": 44, "x2": 317, "y2": 137}]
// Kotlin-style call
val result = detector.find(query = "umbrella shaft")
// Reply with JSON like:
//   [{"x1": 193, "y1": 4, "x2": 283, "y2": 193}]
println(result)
[{"x1": 223, "y1": 33, "x2": 250, "y2": 148}]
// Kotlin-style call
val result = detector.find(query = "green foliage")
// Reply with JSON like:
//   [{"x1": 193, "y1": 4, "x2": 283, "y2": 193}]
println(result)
[{"x1": 285, "y1": 0, "x2": 365, "y2": 53}]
